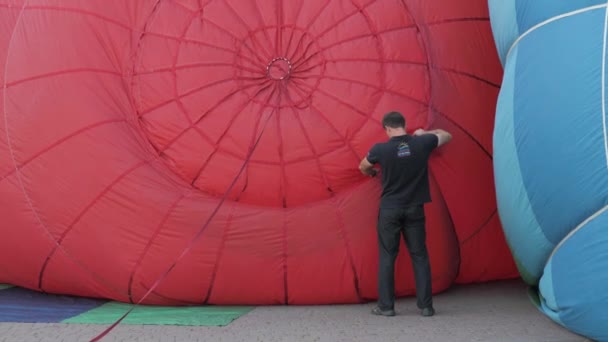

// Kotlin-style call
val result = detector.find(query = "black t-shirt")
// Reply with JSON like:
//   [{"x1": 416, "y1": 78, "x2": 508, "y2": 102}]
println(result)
[{"x1": 366, "y1": 134, "x2": 438, "y2": 209}]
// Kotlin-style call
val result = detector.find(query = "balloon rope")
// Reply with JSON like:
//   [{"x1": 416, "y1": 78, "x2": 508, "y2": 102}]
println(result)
[{"x1": 89, "y1": 108, "x2": 277, "y2": 341}]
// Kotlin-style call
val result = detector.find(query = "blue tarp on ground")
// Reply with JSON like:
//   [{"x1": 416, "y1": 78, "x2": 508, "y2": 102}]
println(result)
[
  {"x1": 0, "y1": 285, "x2": 253, "y2": 326},
  {"x1": 0, "y1": 286, "x2": 106, "y2": 323}
]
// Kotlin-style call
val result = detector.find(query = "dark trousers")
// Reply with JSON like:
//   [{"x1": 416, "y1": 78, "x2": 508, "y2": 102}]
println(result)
[{"x1": 377, "y1": 205, "x2": 432, "y2": 310}]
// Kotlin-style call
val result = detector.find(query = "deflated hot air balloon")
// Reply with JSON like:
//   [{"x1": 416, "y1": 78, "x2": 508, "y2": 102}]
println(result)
[
  {"x1": 490, "y1": 1, "x2": 608, "y2": 340},
  {"x1": 1, "y1": 0, "x2": 516, "y2": 306}
]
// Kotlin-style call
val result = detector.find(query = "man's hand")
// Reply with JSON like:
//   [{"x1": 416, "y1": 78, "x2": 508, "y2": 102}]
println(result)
[
  {"x1": 359, "y1": 158, "x2": 378, "y2": 177},
  {"x1": 413, "y1": 128, "x2": 426, "y2": 136},
  {"x1": 413, "y1": 128, "x2": 452, "y2": 147}
]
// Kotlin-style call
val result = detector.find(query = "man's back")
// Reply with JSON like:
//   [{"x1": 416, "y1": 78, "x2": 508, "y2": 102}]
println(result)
[{"x1": 367, "y1": 134, "x2": 438, "y2": 209}]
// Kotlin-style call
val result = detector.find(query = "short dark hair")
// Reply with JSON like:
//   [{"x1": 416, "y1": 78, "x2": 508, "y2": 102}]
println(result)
[{"x1": 382, "y1": 111, "x2": 405, "y2": 129}]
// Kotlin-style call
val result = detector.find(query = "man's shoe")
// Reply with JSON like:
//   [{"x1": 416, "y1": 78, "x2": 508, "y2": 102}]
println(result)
[
  {"x1": 371, "y1": 306, "x2": 396, "y2": 317},
  {"x1": 421, "y1": 307, "x2": 435, "y2": 317}
]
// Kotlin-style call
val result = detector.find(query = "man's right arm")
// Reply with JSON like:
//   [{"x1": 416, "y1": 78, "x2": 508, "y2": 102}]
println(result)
[
  {"x1": 414, "y1": 128, "x2": 452, "y2": 147},
  {"x1": 359, "y1": 144, "x2": 380, "y2": 177}
]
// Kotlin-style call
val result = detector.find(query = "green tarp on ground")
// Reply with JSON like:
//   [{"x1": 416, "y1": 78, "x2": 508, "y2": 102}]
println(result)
[
  {"x1": 0, "y1": 284, "x2": 252, "y2": 326},
  {"x1": 63, "y1": 302, "x2": 253, "y2": 326}
]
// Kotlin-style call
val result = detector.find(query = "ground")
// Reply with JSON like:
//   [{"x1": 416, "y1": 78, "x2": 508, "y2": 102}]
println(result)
[{"x1": 0, "y1": 280, "x2": 589, "y2": 342}]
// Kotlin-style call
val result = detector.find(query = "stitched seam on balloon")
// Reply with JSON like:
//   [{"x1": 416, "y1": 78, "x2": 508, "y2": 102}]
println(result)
[
  {"x1": 292, "y1": 0, "x2": 428, "y2": 141},
  {"x1": 136, "y1": 62, "x2": 262, "y2": 75},
  {"x1": 138, "y1": 281, "x2": 200, "y2": 306},
  {"x1": 282, "y1": 33, "x2": 326, "y2": 110},
  {"x1": 309, "y1": 0, "x2": 377, "y2": 42},
  {"x1": 603, "y1": 5, "x2": 608, "y2": 168},
  {"x1": 6, "y1": 69, "x2": 122, "y2": 87},
  {"x1": 231, "y1": 26, "x2": 323, "y2": 105},
  {"x1": 2, "y1": 1, "x2": 128, "y2": 300},
  {"x1": 181, "y1": 1, "x2": 270, "y2": 66},
  {"x1": 172, "y1": 9, "x2": 209, "y2": 142},
  {"x1": 431, "y1": 107, "x2": 492, "y2": 159},
  {"x1": 128, "y1": 0, "x2": 160, "y2": 140},
  {"x1": 275, "y1": 0, "x2": 283, "y2": 56},
  {"x1": 37, "y1": 158, "x2": 153, "y2": 292},
  {"x1": 233, "y1": 89, "x2": 278, "y2": 197},
  {"x1": 136, "y1": 13, "x2": 285, "y2": 123},
  {"x1": 293, "y1": 82, "x2": 387, "y2": 136},
  {"x1": 135, "y1": 110, "x2": 390, "y2": 170},
  {"x1": 223, "y1": 1, "x2": 273, "y2": 62},
  {"x1": 292, "y1": 26, "x2": 414, "y2": 71},
  {"x1": 281, "y1": 3, "x2": 305, "y2": 58},
  {"x1": 346, "y1": 0, "x2": 387, "y2": 149},
  {"x1": 305, "y1": 75, "x2": 427, "y2": 110},
  {"x1": 410, "y1": 14, "x2": 500, "y2": 135},
  {"x1": 285, "y1": 87, "x2": 362, "y2": 300},
  {"x1": 233, "y1": 27, "x2": 298, "y2": 106},
  {"x1": 169, "y1": 82, "x2": 271, "y2": 130},
  {"x1": 287, "y1": 4, "x2": 326, "y2": 68},
  {"x1": 38, "y1": 0, "x2": 160, "y2": 293},
  {"x1": 202, "y1": 203, "x2": 236, "y2": 304},
  {"x1": 289, "y1": 0, "x2": 381, "y2": 70},
  {"x1": 282, "y1": 210, "x2": 289, "y2": 304},
  {"x1": 433, "y1": 67, "x2": 501, "y2": 89},
  {"x1": 3, "y1": 1, "x2": 438, "y2": 70},
  {"x1": 286, "y1": 104, "x2": 334, "y2": 194},
  {"x1": 90, "y1": 106, "x2": 278, "y2": 341},
  {"x1": 426, "y1": 17, "x2": 490, "y2": 26},
  {"x1": 275, "y1": 93, "x2": 290, "y2": 303},
  {"x1": 321, "y1": 59, "x2": 499, "y2": 89},
  {"x1": 405, "y1": 17, "x2": 498, "y2": 88},
  {"x1": 460, "y1": 210, "x2": 498, "y2": 245},
  {"x1": 333, "y1": 197, "x2": 364, "y2": 302},
  {"x1": 203, "y1": 19, "x2": 268, "y2": 67},
  {"x1": 399, "y1": 0, "x2": 432, "y2": 124},
  {"x1": 190, "y1": 82, "x2": 276, "y2": 187},
  {"x1": 5, "y1": 4, "x2": 263, "y2": 69},
  {"x1": 169, "y1": 143, "x2": 377, "y2": 168},
  {"x1": 318, "y1": 68, "x2": 500, "y2": 108},
  {"x1": 169, "y1": 1, "x2": 198, "y2": 13},
  {"x1": 506, "y1": 4, "x2": 608, "y2": 60},
  {"x1": 309, "y1": 26, "x2": 416, "y2": 62},
  {"x1": 150, "y1": 81, "x2": 272, "y2": 155},
  {"x1": 273, "y1": 87, "x2": 289, "y2": 303},
  {"x1": 140, "y1": 60, "x2": 428, "y2": 123},
  {"x1": 428, "y1": 169, "x2": 461, "y2": 281},
  {"x1": 133, "y1": 61, "x2": 479, "y2": 113},
  {"x1": 288, "y1": 83, "x2": 362, "y2": 160},
  {"x1": 252, "y1": 0, "x2": 277, "y2": 58},
  {"x1": 139, "y1": 0, "x2": 265, "y2": 66},
  {"x1": 127, "y1": 192, "x2": 188, "y2": 304},
  {"x1": 168, "y1": 5, "x2": 236, "y2": 160},
  {"x1": 296, "y1": 73, "x2": 420, "y2": 134},
  {"x1": 148, "y1": 31, "x2": 262, "y2": 66},
  {"x1": 328, "y1": 57, "x2": 426, "y2": 66},
  {"x1": 11, "y1": 5, "x2": 132, "y2": 30},
  {"x1": 204, "y1": 89, "x2": 281, "y2": 302},
  {"x1": 137, "y1": 78, "x2": 235, "y2": 117},
  {"x1": 0, "y1": 119, "x2": 126, "y2": 184},
  {"x1": 275, "y1": 88, "x2": 288, "y2": 207},
  {"x1": 545, "y1": 204, "x2": 608, "y2": 266},
  {"x1": 419, "y1": 104, "x2": 496, "y2": 256}
]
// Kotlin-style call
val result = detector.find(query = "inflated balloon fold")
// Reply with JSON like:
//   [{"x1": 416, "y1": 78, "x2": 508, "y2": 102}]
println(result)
[
  {"x1": 490, "y1": 1, "x2": 608, "y2": 340},
  {"x1": 1, "y1": 0, "x2": 516, "y2": 308}
]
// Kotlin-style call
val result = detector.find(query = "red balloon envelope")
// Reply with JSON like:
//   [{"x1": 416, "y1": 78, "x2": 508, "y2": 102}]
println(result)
[{"x1": 0, "y1": 0, "x2": 517, "y2": 305}]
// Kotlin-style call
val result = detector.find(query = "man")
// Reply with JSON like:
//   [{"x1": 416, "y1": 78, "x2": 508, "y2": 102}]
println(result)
[{"x1": 359, "y1": 111, "x2": 452, "y2": 317}]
